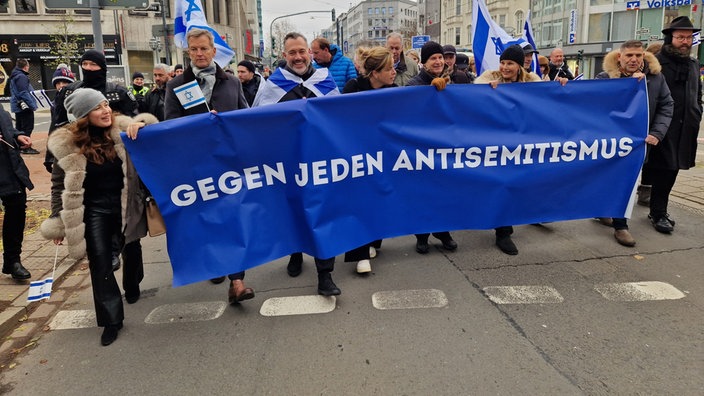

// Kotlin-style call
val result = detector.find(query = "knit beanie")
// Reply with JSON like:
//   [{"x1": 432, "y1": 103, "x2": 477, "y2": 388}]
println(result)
[
  {"x1": 421, "y1": 41, "x2": 444, "y2": 64},
  {"x1": 132, "y1": 71, "x2": 144, "y2": 80},
  {"x1": 500, "y1": 45, "x2": 525, "y2": 66},
  {"x1": 174, "y1": 64, "x2": 183, "y2": 71},
  {"x1": 52, "y1": 67, "x2": 75, "y2": 86},
  {"x1": 80, "y1": 50, "x2": 107, "y2": 70},
  {"x1": 64, "y1": 88, "x2": 108, "y2": 121},
  {"x1": 238, "y1": 60, "x2": 256, "y2": 73}
]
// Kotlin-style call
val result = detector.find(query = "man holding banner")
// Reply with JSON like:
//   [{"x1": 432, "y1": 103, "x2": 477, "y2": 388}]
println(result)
[
  {"x1": 164, "y1": 28, "x2": 254, "y2": 304},
  {"x1": 253, "y1": 32, "x2": 342, "y2": 296},
  {"x1": 595, "y1": 40, "x2": 673, "y2": 246}
]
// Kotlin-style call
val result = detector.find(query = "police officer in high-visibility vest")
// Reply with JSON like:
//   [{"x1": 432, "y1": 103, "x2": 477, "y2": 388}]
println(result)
[{"x1": 129, "y1": 72, "x2": 150, "y2": 108}]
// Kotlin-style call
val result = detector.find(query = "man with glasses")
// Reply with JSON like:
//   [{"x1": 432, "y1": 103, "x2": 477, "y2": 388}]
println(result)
[{"x1": 646, "y1": 17, "x2": 702, "y2": 234}]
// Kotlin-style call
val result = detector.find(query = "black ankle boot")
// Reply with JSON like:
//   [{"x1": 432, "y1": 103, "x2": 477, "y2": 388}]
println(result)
[
  {"x1": 317, "y1": 273, "x2": 341, "y2": 296},
  {"x1": 101, "y1": 323, "x2": 122, "y2": 346}
]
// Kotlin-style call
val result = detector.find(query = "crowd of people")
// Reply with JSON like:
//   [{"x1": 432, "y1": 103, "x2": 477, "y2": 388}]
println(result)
[{"x1": 0, "y1": 16, "x2": 699, "y2": 346}]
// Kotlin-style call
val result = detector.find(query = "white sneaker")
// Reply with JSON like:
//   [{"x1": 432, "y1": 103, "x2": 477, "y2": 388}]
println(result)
[
  {"x1": 369, "y1": 246, "x2": 377, "y2": 258},
  {"x1": 356, "y1": 259, "x2": 372, "y2": 273}
]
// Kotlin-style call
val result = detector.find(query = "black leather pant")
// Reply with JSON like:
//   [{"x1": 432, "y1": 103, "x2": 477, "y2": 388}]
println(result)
[
  {"x1": 415, "y1": 232, "x2": 453, "y2": 244},
  {"x1": 122, "y1": 239, "x2": 144, "y2": 299},
  {"x1": 644, "y1": 168, "x2": 679, "y2": 219},
  {"x1": 84, "y1": 207, "x2": 124, "y2": 327},
  {"x1": 1, "y1": 191, "x2": 26, "y2": 266}
]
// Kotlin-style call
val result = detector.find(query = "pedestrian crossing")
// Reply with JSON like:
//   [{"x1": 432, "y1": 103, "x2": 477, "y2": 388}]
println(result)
[{"x1": 47, "y1": 281, "x2": 687, "y2": 330}]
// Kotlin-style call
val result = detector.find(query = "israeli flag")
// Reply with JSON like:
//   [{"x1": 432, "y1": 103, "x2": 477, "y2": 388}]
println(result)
[
  {"x1": 27, "y1": 278, "x2": 53, "y2": 302},
  {"x1": 30, "y1": 89, "x2": 54, "y2": 109},
  {"x1": 174, "y1": 79, "x2": 207, "y2": 110},
  {"x1": 174, "y1": 0, "x2": 235, "y2": 67},
  {"x1": 523, "y1": 11, "x2": 541, "y2": 77},
  {"x1": 472, "y1": 0, "x2": 526, "y2": 75}
]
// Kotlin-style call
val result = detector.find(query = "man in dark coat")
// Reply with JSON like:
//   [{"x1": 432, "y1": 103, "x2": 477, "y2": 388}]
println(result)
[
  {"x1": 236, "y1": 60, "x2": 262, "y2": 106},
  {"x1": 648, "y1": 16, "x2": 703, "y2": 234},
  {"x1": 595, "y1": 39, "x2": 674, "y2": 247},
  {"x1": 548, "y1": 48, "x2": 575, "y2": 80},
  {"x1": 142, "y1": 63, "x2": 171, "y2": 121},
  {"x1": 443, "y1": 45, "x2": 472, "y2": 84},
  {"x1": 164, "y1": 28, "x2": 254, "y2": 304},
  {"x1": 9, "y1": 59, "x2": 39, "y2": 154},
  {"x1": 253, "y1": 32, "x2": 342, "y2": 296},
  {"x1": 0, "y1": 107, "x2": 34, "y2": 280}
]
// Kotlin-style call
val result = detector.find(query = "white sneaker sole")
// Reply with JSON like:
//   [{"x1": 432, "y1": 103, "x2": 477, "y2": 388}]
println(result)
[
  {"x1": 356, "y1": 260, "x2": 372, "y2": 273},
  {"x1": 369, "y1": 246, "x2": 377, "y2": 258}
]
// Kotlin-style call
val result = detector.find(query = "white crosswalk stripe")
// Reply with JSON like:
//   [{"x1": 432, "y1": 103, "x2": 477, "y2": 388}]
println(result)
[
  {"x1": 371, "y1": 289, "x2": 448, "y2": 310},
  {"x1": 594, "y1": 281, "x2": 686, "y2": 302},
  {"x1": 144, "y1": 301, "x2": 227, "y2": 324},
  {"x1": 259, "y1": 295, "x2": 336, "y2": 316},
  {"x1": 49, "y1": 310, "x2": 96, "y2": 330},
  {"x1": 483, "y1": 285, "x2": 565, "y2": 304}
]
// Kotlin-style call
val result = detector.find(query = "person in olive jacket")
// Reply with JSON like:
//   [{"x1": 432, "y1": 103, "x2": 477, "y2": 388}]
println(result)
[{"x1": 0, "y1": 106, "x2": 34, "y2": 280}]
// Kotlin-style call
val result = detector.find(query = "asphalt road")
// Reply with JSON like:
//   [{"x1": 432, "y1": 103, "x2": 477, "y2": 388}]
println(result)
[{"x1": 1, "y1": 200, "x2": 703, "y2": 394}]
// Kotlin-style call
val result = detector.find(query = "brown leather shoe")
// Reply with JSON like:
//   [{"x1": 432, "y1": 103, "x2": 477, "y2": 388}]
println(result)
[
  {"x1": 614, "y1": 229, "x2": 636, "y2": 247},
  {"x1": 597, "y1": 217, "x2": 613, "y2": 227},
  {"x1": 228, "y1": 280, "x2": 255, "y2": 304}
]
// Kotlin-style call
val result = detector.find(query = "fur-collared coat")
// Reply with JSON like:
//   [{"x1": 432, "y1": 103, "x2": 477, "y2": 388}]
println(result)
[
  {"x1": 475, "y1": 69, "x2": 542, "y2": 84},
  {"x1": 40, "y1": 113, "x2": 158, "y2": 259},
  {"x1": 595, "y1": 51, "x2": 674, "y2": 142}
]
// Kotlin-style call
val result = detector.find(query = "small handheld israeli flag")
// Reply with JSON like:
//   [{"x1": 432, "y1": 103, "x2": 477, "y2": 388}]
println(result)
[
  {"x1": 27, "y1": 245, "x2": 59, "y2": 303},
  {"x1": 174, "y1": 80, "x2": 209, "y2": 111}
]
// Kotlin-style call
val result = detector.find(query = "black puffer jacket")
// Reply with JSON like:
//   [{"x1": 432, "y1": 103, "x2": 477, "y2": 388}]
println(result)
[
  {"x1": 0, "y1": 107, "x2": 33, "y2": 196},
  {"x1": 654, "y1": 46, "x2": 703, "y2": 170}
]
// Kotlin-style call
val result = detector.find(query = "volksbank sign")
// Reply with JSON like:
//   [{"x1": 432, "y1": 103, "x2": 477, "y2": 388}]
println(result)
[{"x1": 645, "y1": 0, "x2": 691, "y2": 7}]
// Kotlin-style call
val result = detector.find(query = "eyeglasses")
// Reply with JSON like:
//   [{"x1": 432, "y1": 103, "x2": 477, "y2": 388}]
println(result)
[{"x1": 672, "y1": 35, "x2": 693, "y2": 42}]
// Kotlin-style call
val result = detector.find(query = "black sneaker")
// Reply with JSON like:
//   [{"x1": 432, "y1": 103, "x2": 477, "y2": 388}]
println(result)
[
  {"x1": 21, "y1": 148, "x2": 40, "y2": 155},
  {"x1": 650, "y1": 216, "x2": 673, "y2": 234},
  {"x1": 496, "y1": 236, "x2": 518, "y2": 255}
]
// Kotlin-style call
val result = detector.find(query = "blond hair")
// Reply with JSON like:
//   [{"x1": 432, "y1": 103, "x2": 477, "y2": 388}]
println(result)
[{"x1": 357, "y1": 47, "x2": 394, "y2": 79}]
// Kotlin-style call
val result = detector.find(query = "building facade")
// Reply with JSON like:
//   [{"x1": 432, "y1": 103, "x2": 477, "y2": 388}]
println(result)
[{"x1": 0, "y1": 0, "x2": 261, "y2": 99}]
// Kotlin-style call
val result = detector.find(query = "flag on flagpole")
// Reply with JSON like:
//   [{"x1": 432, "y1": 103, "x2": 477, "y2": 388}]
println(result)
[
  {"x1": 174, "y1": 79, "x2": 209, "y2": 110},
  {"x1": 472, "y1": 0, "x2": 527, "y2": 75},
  {"x1": 523, "y1": 11, "x2": 541, "y2": 77},
  {"x1": 174, "y1": 0, "x2": 235, "y2": 68}
]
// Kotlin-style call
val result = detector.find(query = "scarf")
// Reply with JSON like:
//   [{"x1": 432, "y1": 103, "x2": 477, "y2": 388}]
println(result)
[
  {"x1": 191, "y1": 61, "x2": 217, "y2": 102},
  {"x1": 82, "y1": 68, "x2": 107, "y2": 90},
  {"x1": 661, "y1": 44, "x2": 691, "y2": 82}
]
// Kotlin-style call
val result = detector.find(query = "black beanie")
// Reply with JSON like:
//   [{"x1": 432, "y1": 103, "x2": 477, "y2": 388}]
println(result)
[
  {"x1": 174, "y1": 64, "x2": 183, "y2": 71},
  {"x1": 80, "y1": 49, "x2": 107, "y2": 70},
  {"x1": 500, "y1": 45, "x2": 525, "y2": 66},
  {"x1": 421, "y1": 41, "x2": 444, "y2": 64},
  {"x1": 238, "y1": 60, "x2": 255, "y2": 73},
  {"x1": 132, "y1": 71, "x2": 144, "y2": 80}
]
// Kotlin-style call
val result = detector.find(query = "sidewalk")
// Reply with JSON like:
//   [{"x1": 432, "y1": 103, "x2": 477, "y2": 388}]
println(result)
[{"x1": 1, "y1": 124, "x2": 703, "y2": 363}]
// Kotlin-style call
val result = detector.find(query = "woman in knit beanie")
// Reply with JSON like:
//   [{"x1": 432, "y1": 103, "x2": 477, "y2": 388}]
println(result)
[{"x1": 41, "y1": 88, "x2": 158, "y2": 346}]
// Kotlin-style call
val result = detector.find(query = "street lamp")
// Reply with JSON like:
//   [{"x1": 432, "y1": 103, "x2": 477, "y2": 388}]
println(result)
[{"x1": 149, "y1": 36, "x2": 162, "y2": 63}]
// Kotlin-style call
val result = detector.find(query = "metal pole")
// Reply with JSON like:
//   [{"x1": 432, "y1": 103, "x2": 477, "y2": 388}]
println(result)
[
  {"x1": 161, "y1": 0, "x2": 171, "y2": 64},
  {"x1": 90, "y1": 0, "x2": 103, "y2": 52}
]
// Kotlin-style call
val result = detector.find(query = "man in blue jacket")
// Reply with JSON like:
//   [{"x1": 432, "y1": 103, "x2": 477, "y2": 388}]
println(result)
[
  {"x1": 311, "y1": 37, "x2": 357, "y2": 91},
  {"x1": 9, "y1": 59, "x2": 38, "y2": 155}
]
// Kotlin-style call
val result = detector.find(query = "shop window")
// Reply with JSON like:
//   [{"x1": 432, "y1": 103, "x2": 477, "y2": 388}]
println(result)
[{"x1": 15, "y1": 0, "x2": 37, "y2": 13}]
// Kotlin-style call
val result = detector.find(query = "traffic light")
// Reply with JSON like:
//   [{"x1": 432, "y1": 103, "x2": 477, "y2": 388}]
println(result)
[
  {"x1": 331, "y1": 8, "x2": 336, "y2": 21},
  {"x1": 271, "y1": 37, "x2": 276, "y2": 49}
]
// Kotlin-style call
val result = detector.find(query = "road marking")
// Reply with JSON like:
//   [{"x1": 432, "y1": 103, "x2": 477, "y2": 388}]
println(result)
[
  {"x1": 48, "y1": 310, "x2": 96, "y2": 330},
  {"x1": 259, "y1": 295, "x2": 336, "y2": 316},
  {"x1": 483, "y1": 286, "x2": 564, "y2": 304},
  {"x1": 594, "y1": 281, "x2": 685, "y2": 301},
  {"x1": 144, "y1": 301, "x2": 227, "y2": 324},
  {"x1": 372, "y1": 289, "x2": 448, "y2": 310}
]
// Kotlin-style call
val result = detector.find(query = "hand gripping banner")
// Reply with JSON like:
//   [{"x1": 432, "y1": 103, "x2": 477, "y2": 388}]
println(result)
[{"x1": 123, "y1": 79, "x2": 648, "y2": 286}]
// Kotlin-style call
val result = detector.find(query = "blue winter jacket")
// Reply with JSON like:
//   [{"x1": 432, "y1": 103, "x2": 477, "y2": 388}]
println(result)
[
  {"x1": 313, "y1": 44, "x2": 357, "y2": 91},
  {"x1": 10, "y1": 67, "x2": 37, "y2": 113}
]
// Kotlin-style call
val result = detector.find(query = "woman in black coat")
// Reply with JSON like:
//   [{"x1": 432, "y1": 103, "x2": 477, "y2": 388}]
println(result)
[{"x1": 341, "y1": 47, "x2": 397, "y2": 273}]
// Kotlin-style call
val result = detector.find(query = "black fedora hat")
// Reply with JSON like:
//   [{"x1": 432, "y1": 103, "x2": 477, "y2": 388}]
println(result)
[{"x1": 662, "y1": 16, "x2": 701, "y2": 35}]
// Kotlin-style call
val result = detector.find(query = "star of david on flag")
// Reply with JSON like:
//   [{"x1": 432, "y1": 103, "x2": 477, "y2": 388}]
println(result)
[
  {"x1": 174, "y1": 79, "x2": 207, "y2": 110},
  {"x1": 472, "y1": 0, "x2": 527, "y2": 75},
  {"x1": 174, "y1": 0, "x2": 235, "y2": 67}
]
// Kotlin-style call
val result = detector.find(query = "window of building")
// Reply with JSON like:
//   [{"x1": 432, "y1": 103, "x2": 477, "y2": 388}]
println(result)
[
  {"x1": 381, "y1": 7, "x2": 385, "y2": 15},
  {"x1": 499, "y1": 15, "x2": 506, "y2": 28},
  {"x1": 588, "y1": 13, "x2": 610, "y2": 42},
  {"x1": 15, "y1": 0, "x2": 37, "y2": 13},
  {"x1": 368, "y1": 19, "x2": 373, "y2": 26},
  {"x1": 455, "y1": 27, "x2": 461, "y2": 45},
  {"x1": 45, "y1": 7, "x2": 67, "y2": 14},
  {"x1": 375, "y1": 7, "x2": 379, "y2": 14},
  {"x1": 515, "y1": 10, "x2": 524, "y2": 33},
  {"x1": 456, "y1": 0, "x2": 461, "y2": 16},
  {"x1": 611, "y1": 11, "x2": 636, "y2": 41},
  {"x1": 368, "y1": 31, "x2": 373, "y2": 38},
  {"x1": 467, "y1": 24, "x2": 472, "y2": 43},
  {"x1": 368, "y1": 8, "x2": 373, "y2": 15},
  {"x1": 389, "y1": 6, "x2": 393, "y2": 14},
  {"x1": 213, "y1": 0, "x2": 220, "y2": 24},
  {"x1": 0, "y1": 2, "x2": 8, "y2": 12}
]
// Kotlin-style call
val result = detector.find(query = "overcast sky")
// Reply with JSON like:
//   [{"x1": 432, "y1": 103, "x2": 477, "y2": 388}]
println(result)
[{"x1": 261, "y1": 0, "x2": 356, "y2": 43}]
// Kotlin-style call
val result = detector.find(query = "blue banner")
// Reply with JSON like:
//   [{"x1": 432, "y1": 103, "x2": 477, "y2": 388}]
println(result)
[{"x1": 123, "y1": 79, "x2": 648, "y2": 286}]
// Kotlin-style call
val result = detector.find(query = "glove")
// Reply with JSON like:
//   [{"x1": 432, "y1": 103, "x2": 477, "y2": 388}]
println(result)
[
  {"x1": 19, "y1": 101, "x2": 29, "y2": 111},
  {"x1": 431, "y1": 77, "x2": 450, "y2": 91}
]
